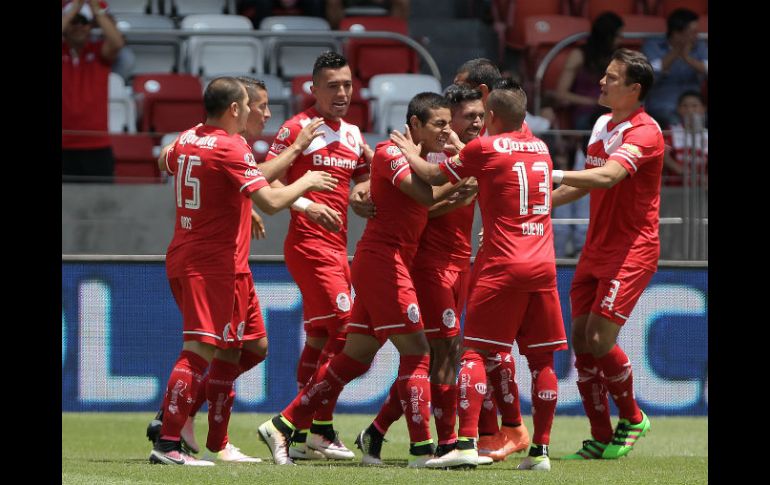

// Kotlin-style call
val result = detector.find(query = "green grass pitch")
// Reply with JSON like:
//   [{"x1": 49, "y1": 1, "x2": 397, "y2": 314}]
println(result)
[{"x1": 62, "y1": 412, "x2": 707, "y2": 484}]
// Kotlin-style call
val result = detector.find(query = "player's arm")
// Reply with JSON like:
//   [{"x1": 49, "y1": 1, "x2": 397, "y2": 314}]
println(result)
[
  {"x1": 269, "y1": 176, "x2": 344, "y2": 231},
  {"x1": 428, "y1": 177, "x2": 477, "y2": 218},
  {"x1": 398, "y1": 173, "x2": 436, "y2": 207},
  {"x1": 552, "y1": 185, "x2": 590, "y2": 207},
  {"x1": 389, "y1": 129, "x2": 449, "y2": 186},
  {"x1": 553, "y1": 159, "x2": 628, "y2": 189},
  {"x1": 251, "y1": 171, "x2": 337, "y2": 215},
  {"x1": 258, "y1": 118, "x2": 324, "y2": 182},
  {"x1": 251, "y1": 208, "x2": 266, "y2": 239},
  {"x1": 91, "y1": 1, "x2": 125, "y2": 61},
  {"x1": 350, "y1": 176, "x2": 375, "y2": 219}
]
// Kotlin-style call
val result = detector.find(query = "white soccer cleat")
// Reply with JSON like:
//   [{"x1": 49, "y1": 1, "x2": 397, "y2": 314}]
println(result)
[
  {"x1": 407, "y1": 454, "x2": 434, "y2": 468},
  {"x1": 257, "y1": 419, "x2": 295, "y2": 465},
  {"x1": 517, "y1": 455, "x2": 551, "y2": 471},
  {"x1": 289, "y1": 442, "x2": 327, "y2": 460},
  {"x1": 307, "y1": 431, "x2": 356, "y2": 460},
  {"x1": 201, "y1": 442, "x2": 262, "y2": 463},
  {"x1": 180, "y1": 416, "x2": 200, "y2": 454},
  {"x1": 149, "y1": 448, "x2": 214, "y2": 466},
  {"x1": 476, "y1": 455, "x2": 494, "y2": 465},
  {"x1": 355, "y1": 428, "x2": 385, "y2": 466},
  {"x1": 425, "y1": 448, "x2": 478, "y2": 469}
]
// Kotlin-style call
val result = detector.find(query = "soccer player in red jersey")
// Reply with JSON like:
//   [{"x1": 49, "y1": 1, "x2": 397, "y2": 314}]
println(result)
[
  {"x1": 149, "y1": 77, "x2": 337, "y2": 466},
  {"x1": 258, "y1": 92, "x2": 460, "y2": 468},
  {"x1": 390, "y1": 82, "x2": 567, "y2": 471},
  {"x1": 551, "y1": 49, "x2": 663, "y2": 461},
  {"x1": 354, "y1": 85, "x2": 485, "y2": 465},
  {"x1": 260, "y1": 52, "x2": 374, "y2": 460}
]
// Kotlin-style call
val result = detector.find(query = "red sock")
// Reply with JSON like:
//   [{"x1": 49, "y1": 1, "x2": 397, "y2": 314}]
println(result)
[
  {"x1": 456, "y1": 350, "x2": 486, "y2": 439},
  {"x1": 296, "y1": 344, "x2": 323, "y2": 390},
  {"x1": 159, "y1": 350, "x2": 208, "y2": 441},
  {"x1": 598, "y1": 345, "x2": 642, "y2": 423},
  {"x1": 526, "y1": 353, "x2": 558, "y2": 445},
  {"x1": 189, "y1": 373, "x2": 209, "y2": 417},
  {"x1": 396, "y1": 354, "x2": 432, "y2": 445},
  {"x1": 477, "y1": 398, "x2": 499, "y2": 435},
  {"x1": 313, "y1": 332, "x2": 348, "y2": 422},
  {"x1": 488, "y1": 352, "x2": 522, "y2": 426},
  {"x1": 204, "y1": 358, "x2": 241, "y2": 452},
  {"x1": 373, "y1": 380, "x2": 403, "y2": 435},
  {"x1": 574, "y1": 353, "x2": 613, "y2": 443},
  {"x1": 282, "y1": 352, "x2": 370, "y2": 430},
  {"x1": 431, "y1": 383, "x2": 457, "y2": 444}
]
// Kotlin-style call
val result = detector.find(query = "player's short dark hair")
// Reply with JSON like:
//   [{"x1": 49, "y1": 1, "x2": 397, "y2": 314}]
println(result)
[
  {"x1": 444, "y1": 84, "x2": 483, "y2": 111},
  {"x1": 312, "y1": 51, "x2": 348, "y2": 79},
  {"x1": 456, "y1": 58, "x2": 501, "y2": 89},
  {"x1": 235, "y1": 76, "x2": 267, "y2": 101},
  {"x1": 612, "y1": 48, "x2": 654, "y2": 101},
  {"x1": 490, "y1": 77, "x2": 524, "y2": 93},
  {"x1": 677, "y1": 90, "x2": 705, "y2": 106},
  {"x1": 407, "y1": 92, "x2": 451, "y2": 126},
  {"x1": 486, "y1": 81, "x2": 527, "y2": 130},
  {"x1": 204, "y1": 77, "x2": 246, "y2": 117},
  {"x1": 667, "y1": 8, "x2": 699, "y2": 37}
]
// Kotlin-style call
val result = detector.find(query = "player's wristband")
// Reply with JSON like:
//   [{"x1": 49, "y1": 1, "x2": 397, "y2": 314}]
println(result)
[
  {"x1": 291, "y1": 197, "x2": 312, "y2": 212},
  {"x1": 552, "y1": 170, "x2": 564, "y2": 184}
]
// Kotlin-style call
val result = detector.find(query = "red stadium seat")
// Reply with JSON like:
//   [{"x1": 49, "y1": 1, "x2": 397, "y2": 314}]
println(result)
[
  {"x1": 338, "y1": 16, "x2": 419, "y2": 84},
  {"x1": 648, "y1": 0, "x2": 707, "y2": 16},
  {"x1": 575, "y1": 0, "x2": 644, "y2": 20},
  {"x1": 132, "y1": 73, "x2": 205, "y2": 134},
  {"x1": 111, "y1": 134, "x2": 162, "y2": 183},
  {"x1": 523, "y1": 15, "x2": 590, "y2": 74},
  {"x1": 502, "y1": 0, "x2": 570, "y2": 50},
  {"x1": 290, "y1": 75, "x2": 371, "y2": 132},
  {"x1": 619, "y1": 14, "x2": 666, "y2": 48},
  {"x1": 697, "y1": 14, "x2": 707, "y2": 33}
]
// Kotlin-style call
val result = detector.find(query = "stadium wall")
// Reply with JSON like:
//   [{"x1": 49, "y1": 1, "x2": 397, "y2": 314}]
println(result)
[{"x1": 61, "y1": 261, "x2": 708, "y2": 416}]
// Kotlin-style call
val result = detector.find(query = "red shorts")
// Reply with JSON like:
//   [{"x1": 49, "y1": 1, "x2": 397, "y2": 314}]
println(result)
[
  {"x1": 347, "y1": 248, "x2": 425, "y2": 345},
  {"x1": 412, "y1": 266, "x2": 468, "y2": 340},
  {"x1": 170, "y1": 273, "x2": 263, "y2": 349},
  {"x1": 570, "y1": 262, "x2": 655, "y2": 325},
  {"x1": 285, "y1": 240, "x2": 352, "y2": 338},
  {"x1": 463, "y1": 284, "x2": 567, "y2": 354}
]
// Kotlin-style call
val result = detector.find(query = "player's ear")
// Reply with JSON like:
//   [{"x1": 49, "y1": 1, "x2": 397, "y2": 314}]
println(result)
[{"x1": 409, "y1": 114, "x2": 420, "y2": 131}]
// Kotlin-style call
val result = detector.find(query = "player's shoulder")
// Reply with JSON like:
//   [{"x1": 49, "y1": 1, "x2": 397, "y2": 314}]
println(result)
[{"x1": 629, "y1": 110, "x2": 664, "y2": 140}]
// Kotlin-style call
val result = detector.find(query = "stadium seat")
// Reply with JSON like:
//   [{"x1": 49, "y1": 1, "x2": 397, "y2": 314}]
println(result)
[
  {"x1": 180, "y1": 14, "x2": 264, "y2": 77},
  {"x1": 106, "y1": 0, "x2": 156, "y2": 15},
  {"x1": 573, "y1": 0, "x2": 644, "y2": 20},
  {"x1": 499, "y1": 0, "x2": 570, "y2": 51},
  {"x1": 368, "y1": 74, "x2": 442, "y2": 134},
  {"x1": 114, "y1": 13, "x2": 180, "y2": 75},
  {"x1": 697, "y1": 14, "x2": 707, "y2": 33},
  {"x1": 654, "y1": 0, "x2": 707, "y2": 16},
  {"x1": 291, "y1": 75, "x2": 371, "y2": 132},
  {"x1": 523, "y1": 15, "x2": 590, "y2": 76},
  {"x1": 133, "y1": 73, "x2": 205, "y2": 134},
  {"x1": 338, "y1": 16, "x2": 419, "y2": 84},
  {"x1": 108, "y1": 72, "x2": 137, "y2": 133},
  {"x1": 111, "y1": 134, "x2": 162, "y2": 183},
  {"x1": 619, "y1": 14, "x2": 666, "y2": 48},
  {"x1": 259, "y1": 16, "x2": 341, "y2": 78},
  {"x1": 168, "y1": 0, "x2": 236, "y2": 16}
]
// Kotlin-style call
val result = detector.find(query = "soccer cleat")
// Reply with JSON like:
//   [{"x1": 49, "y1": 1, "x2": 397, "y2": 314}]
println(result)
[
  {"x1": 478, "y1": 433, "x2": 506, "y2": 462},
  {"x1": 407, "y1": 454, "x2": 435, "y2": 468},
  {"x1": 435, "y1": 442, "x2": 457, "y2": 458},
  {"x1": 149, "y1": 448, "x2": 214, "y2": 466},
  {"x1": 146, "y1": 410, "x2": 163, "y2": 444},
  {"x1": 289, "y1": 442, "x2": 327, "y2": 460},
  {"x1": 307, "y1": 431, "x2": 355, "y2": 460},
  {"x1": 476, "y1": 455, "x2": 494, "y2": 465},
  {"x1": 201, "y1": 442, "x2": 262, "y2": 463},
  {"x1": 517, "y1": 455, "x2": 551, "y2": 471},
  {"x1": 602, "y1": 411, "x2": 651, "y2": 459},
  {"x1": 145, "y1": 410, "x2": 199, "y2": 454},
  {"x1": 355, "y1": 427, "x2": 385, "y2": 465},
  {"x1": 499, "y1": 423, "x2": 530, "y2": 456},
  {"x1": 257, "y1": 418, "x2": 295, "y2": 465},
  {"x1": 561, "y1": 439, "x2": 608, "y2": 460},
  {"x1": 425, "y1": 448, "x2": 478, "y2": 469}
]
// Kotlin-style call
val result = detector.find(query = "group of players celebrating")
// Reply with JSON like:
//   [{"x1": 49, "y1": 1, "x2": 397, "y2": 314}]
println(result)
[{"x1": 146, "y1": 48, "x2": 663, "y2": 471}]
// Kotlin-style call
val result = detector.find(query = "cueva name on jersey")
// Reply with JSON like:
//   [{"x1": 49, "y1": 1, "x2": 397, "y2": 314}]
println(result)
[
  {"x1": 312, "y1": 154, "x2": 358, "y2": 169},
  {"x1": 585, "y1": 155, "x2": 606, "y2": 167},
  {"x1": 178, "y1": 131, "x2": 217, "y2": 148},
  {"x1": 492, "y1": 137, "x2": 549, "y2": 155},
  {"x1": 522, "y1": 222, "x2": 544, "y2": 236}
]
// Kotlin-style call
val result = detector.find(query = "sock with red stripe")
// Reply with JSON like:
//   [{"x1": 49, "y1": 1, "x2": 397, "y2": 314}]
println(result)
[
  {"x1": 282, "y1": 352, "x2": 370, "y2": 430},
  {"x1": 526, "y1": 352, "x2": 558, "y2": 445},
  {"x1": 431, "y1": 383, "x2": 457, "y2": 444},
  {"x1": 373, "y1": 380, "x2": 403, "y2": 435},
  {"x1": 456, "y1": 349, "x2": 487, "y2": 439},
  {"x1": 396, "y1": 354, "x2": 432, "y2": 445},
  {"x1": 159, "y1": 350, "x2": 209, "y2": 441},
  {"x1": 597, "y1": 345, "x2": 643, "y2": 423},
  {"x1": 574, "y1": 353, "x2": 613, "y2": 443},
  {"x1": 296, "y1": 344, "x2": 323, "y2": 390},
  {"x1": 204, "y1": 358, "x2": 241, "y2": 452},
  {"x1": 488, "y1": 352, "x2": 523, "y2": 426}
]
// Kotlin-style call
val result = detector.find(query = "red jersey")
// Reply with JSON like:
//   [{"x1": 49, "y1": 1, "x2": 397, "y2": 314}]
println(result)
[
  {"x1": 62, "y1": 39, "x2": 112, "y2": 149},
  {"x1": 663, "y1": 123, "x2": 708, "y2": 186},
  {"x1": 440, "y1": 130, "x2": 556, "y2": 291},
  {"x1": 356, "y1": 141, "x2": 428, "y2": 265},
  {"x1": 413, "y1": 151, "x2": 475, "y2": 272},
  {"x1": 582, "y1": 108, "x2": 664, "y2": 271},
  {"x1": 165, "y1": 125, "x2": 269, "y2": 278},
  {"x1": 264, "y1": 108, "x2": 369, "y2": 249}
]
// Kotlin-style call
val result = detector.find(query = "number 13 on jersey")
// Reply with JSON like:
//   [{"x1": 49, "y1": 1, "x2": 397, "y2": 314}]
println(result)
[{"x1": 511, "y1": 161, "x2": 551, "y2": 215}]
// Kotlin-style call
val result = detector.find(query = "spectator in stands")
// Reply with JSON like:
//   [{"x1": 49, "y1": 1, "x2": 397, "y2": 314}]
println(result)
[
  {"x1": 662, "y1": 90, "x2": 707, "y2": 187},
  {"x1": 642, "y1": 8, "x2": 707, "y2": 128},
  {"x1": 326, "y1": 0, "x2": 410, "y2": 29},
  {"x1": 62, "y1": 0, "x2": 125, "y2": 182}
]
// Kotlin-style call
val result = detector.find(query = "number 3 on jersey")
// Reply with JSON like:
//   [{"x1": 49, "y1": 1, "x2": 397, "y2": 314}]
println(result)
[
  {"x1": 511, "y1": 161, "x2": 550, "y2": 215},
  {"x1": 176, "y1": 154, "x2": 201, "y2": 210}
]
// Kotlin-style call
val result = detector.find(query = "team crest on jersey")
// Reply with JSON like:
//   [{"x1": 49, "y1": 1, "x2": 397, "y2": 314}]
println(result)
[
  {"x1": 442, "y1": 309, "x2": 456, "y2": 328},
  {"x1": 244, "y1": 152, "x2": 257, "y2": 166},
  {"x1": 619, "y1": 143, "x2": 642, "y2": 157},
  {"x1": 407, "y1": 303, "x2": 420, "y2": 323},
  {"x1": 387, "y1": 145, "x2": 402, "y2": 157},
  {"x1": 346, "y1": 132, "x2": 357, "y2": 148},
  {"x1": 390, "y1": 156, "x2": 407, "y2": 171},
  {"x1": 277, "y1": 127, "x2": 290, "y2": 141},
  {"x1": 336, "y1": 293, "x2": 351, "y2": 312}
]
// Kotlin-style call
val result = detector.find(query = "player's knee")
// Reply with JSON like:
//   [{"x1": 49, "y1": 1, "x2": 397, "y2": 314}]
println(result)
[
  {"x1": 525, "y1": 352, "x2": 554, "y2": 372},
  {"x1": 243, "y1": 337, "x2": 268, "y2": 359}
]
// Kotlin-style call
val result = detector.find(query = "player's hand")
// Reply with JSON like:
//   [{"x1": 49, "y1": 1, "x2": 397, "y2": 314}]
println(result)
[
  {"x1": 250, "y1": 208, "x2": 266, "y2": 239},
  {"x1": 454, "y1": 176, "x2": 479, "y2": 200},
  {"x1": 390, "y1": 125, "x2": 423, "y2": 161},
  {"x1": 293, "y1": 118, "x2": 325, "y2": 152},
  {"x1": 302, "y1": 170, "x2": 338, "y2": 191},
  {"x1": 350, "y1": 186, "x2": 376, "y2": 218},
  {"x1": 305, "y1": 202, "x2": 343, "y2": 232},
  {"x1": 443, "y1": 129, "x2": 464, "y2": 155}
]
